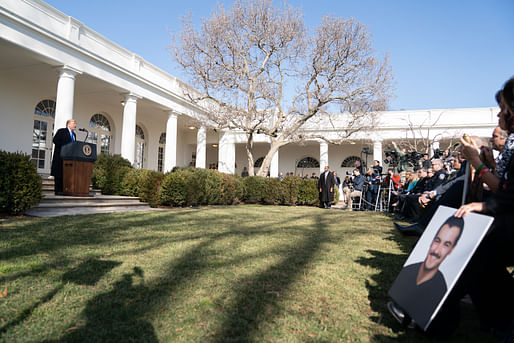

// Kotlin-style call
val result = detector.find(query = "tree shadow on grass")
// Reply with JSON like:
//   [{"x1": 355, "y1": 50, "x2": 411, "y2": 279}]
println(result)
[
  {"x1": 53, "y1": 267, "x2": 158, "y2": 343},
  {"x1": 3, "y1": 208, "x2": 333, "y2": 342},
  {"x1": 206, "y1": 213, "x2": 331, "y2": 342},
  {"x1": 0, "y1": 259, "x2": 121, "y2": 338}
]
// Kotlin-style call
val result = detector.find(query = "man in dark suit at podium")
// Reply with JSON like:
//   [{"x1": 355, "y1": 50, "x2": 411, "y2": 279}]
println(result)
[{"x1": 51, "y1": 119, "x2": 76, "y2": 195}]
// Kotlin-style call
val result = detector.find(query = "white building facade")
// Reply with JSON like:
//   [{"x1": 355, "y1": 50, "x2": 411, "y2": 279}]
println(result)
[{"x1": 0, "y1": 0, "x2": 499, "y2": 178}]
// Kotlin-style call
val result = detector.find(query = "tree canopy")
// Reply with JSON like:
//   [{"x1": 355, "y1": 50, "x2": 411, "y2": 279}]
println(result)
[{"x1": 170, "y1": 0, "x2": 393, "y2": 176}]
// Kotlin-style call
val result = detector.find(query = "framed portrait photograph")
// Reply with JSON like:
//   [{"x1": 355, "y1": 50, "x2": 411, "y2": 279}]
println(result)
[{"x1": 388, "y1": 205, "x2": 494, "y2": 331}]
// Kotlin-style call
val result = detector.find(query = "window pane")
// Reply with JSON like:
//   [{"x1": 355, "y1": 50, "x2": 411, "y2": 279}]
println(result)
[
  {"x1": 101, "y1": 134, "x2": 111, "y2": 154},
  {"x1": 86, "y1": 132, "x2": 97, "y2": 144}
]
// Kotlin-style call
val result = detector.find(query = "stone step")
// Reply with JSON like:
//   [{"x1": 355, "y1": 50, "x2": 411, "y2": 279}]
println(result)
[
  {"x1": 41, "y1": 194, "x2": 139, "y2": 203},
  {"x1": 25, "y1": 205, "x2": 155, "y2": 217},
  {"x1": 26, "y1": 194, "x2": 156, "y2": 217},
  {"x1": 40, "y1": 176, "x2": 100, "y2": 196},
  {"x1": 34, "y1": 199, "x2": 146, "y2": 208}
]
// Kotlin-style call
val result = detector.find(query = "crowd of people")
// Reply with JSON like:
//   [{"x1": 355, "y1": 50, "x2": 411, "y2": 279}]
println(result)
[{"x1": 385, "y1": 77, "x2": 514, "y2": 340}]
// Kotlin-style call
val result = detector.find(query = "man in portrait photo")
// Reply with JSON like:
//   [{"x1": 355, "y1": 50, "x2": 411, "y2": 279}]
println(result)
[{"x1": 388, "y1": 215, "x2": 464, "y2": 330}]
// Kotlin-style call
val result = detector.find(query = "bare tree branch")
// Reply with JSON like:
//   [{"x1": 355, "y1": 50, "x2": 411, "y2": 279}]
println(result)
[{"x1": 170, "y1": 0, "x2": 393, "y2": 176}]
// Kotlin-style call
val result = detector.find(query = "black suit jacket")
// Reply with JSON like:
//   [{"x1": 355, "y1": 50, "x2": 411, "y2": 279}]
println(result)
[
  {"x1": 318, "y1": 171, "x2": 335, "y2": 202},
  {"x1": 51, "y1": 128, "x2": 75, "y2": 177}
]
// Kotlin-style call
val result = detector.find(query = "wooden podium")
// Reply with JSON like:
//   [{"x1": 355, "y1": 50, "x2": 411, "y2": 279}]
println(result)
[{"x1": 61, "y1": 141, "x2": 97, "y2": 197}]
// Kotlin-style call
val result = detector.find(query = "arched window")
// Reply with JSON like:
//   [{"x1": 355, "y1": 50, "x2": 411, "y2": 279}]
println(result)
[
  {"x1": 135, "y1": 124, "x2": 146, "y2": 169},
  {"x1": 34, "y1": 99, "x2": 56, "y2": 117},
  {"x1": 87, "y1": 113, "x2": 112, "y2": 154},
  {"x1": 341, "y1": 156, "x2": 362, "y2": 168},
  {"x1": 297, "y1": 157, "x2": 319, "y2": 168},
  {"x1": 32, "y1": 99, "x2": 55, "y2": 173},
  {"x1": 254, "y1": 157, "x2": 264, "y2": 168},
  {"x1": 157, "y1": 132, "x2": 166, "y2": 172}
]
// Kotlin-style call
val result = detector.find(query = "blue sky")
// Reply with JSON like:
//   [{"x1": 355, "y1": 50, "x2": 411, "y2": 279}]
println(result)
[{"x1": 44, "y1": 0, "x2": 514, "y2": 111}]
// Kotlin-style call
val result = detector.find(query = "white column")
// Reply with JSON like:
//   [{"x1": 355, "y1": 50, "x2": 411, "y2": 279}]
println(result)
[
  {"x1": 120, "y1": 93, "x2": 140, "y2": 165},
  {"x1": 218, "y1": 130, "x2": 235, "y2": 174},
  {"x1": 195, "y1": 126, "x2": 206, "y2": 169},
  {"x1": 54, "y1": 66, "x2": 81, "y2": 133},
  {"x1": 164, "y1": 111, "x2": 178, "y2": 172},
  {"x1": 373, "y1": 139, "x2": 383, "y2": 166},
  {"x1": 270, "y1": 148, "x2": 279, "y2": 177},
  {"x1": 319, "y1": 141, "x2": 328, "y2": 174}
]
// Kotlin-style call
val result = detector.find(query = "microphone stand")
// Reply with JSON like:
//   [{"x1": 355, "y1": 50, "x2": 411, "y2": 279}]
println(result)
[{"x1": 78, "y1": 128, "x2": 89, "y2": 142}]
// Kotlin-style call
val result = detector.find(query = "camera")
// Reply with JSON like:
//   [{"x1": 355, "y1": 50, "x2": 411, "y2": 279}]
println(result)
[{"x1": 384, "y1": 147, "x2": 399, "y2": 166}]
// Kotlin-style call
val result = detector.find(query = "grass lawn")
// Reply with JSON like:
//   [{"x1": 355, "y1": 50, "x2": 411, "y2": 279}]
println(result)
[{"x1": 0, "y1": 205, "x2": 495, "y2": 342}]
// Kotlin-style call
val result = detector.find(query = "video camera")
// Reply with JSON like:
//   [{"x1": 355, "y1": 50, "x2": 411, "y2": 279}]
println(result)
[
  {"x1": 407, "y1": 151, "x2": 423, "y2": 166},
  {"x1": 384, "y1": 145, "x2": 399, "y2": 166}
]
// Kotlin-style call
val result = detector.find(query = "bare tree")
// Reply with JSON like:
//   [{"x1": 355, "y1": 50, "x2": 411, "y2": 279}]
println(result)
[
  {"x1": 397, "y1": 110, "x2": 460, "y2": 155},
  {"x1": 170, "y1": 0, "x2": 393, "y2": 176}
]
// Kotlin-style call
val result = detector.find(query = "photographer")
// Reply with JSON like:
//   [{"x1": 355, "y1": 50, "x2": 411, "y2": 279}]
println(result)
[
  {"x1": 422, "y1": 153, "x2": 431, "y2": 170},
  {"x1": 343, "y1": 168, "x2": 364, "y2": 210},
  {"x1": 392, "y1": 141, "x2": 409, "y2": 172},
  {"x1": 366, "y1": 161, "x2": 383, "y2": 210}
]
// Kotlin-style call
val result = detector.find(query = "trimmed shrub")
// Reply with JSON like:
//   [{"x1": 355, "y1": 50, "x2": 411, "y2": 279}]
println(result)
[
  {"x1": 0, "y1": 151, "x2": 42, "y2": 215},
  {"x1": 159, "y1": 168, "x2": 244, "y2": 207},
  {"x1": 92, "y1": 154, "x2": 132, "y2": 195},
  {"x1": 215, "y1": 171, "x2": 242, "y2": 205},
  {"x1": 121, "y1": 169, "x2": 164, "y2": 207},
  {"x1": 188, "y1": 168, "x2": 222, "y2": 205},
  {"x1": 159, "y1": 170, "x2": 190, "y2": 207},
  {"x1": 262, "y1": 177, "x2": 285, "y2": 205},
  {"x1": 297, "y1": 178, "x2": 319, "y2": 206},
  {"x1": 157, "y1": 168, "x2": 329, "y2": 208},
  {"x1": 242, "y1": 176, "x2": 267, "y2": 204},
  {"x1": 281, "y1": 176, "x2": 302, "y2": 205}
]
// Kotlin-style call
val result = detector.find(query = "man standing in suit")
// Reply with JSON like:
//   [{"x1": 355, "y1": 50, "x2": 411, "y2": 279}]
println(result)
[
  {"x1": 318, "y1": 165, "x2": 335, "y2": 208},
  {"x1": 51, "y1": 119, "x2": 76, "y2": 194}
]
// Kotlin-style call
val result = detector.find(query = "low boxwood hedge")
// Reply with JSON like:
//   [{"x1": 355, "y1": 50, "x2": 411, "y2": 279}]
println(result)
[{"x1": 0, "y1": 150, "x2": 42, "y2": 215}]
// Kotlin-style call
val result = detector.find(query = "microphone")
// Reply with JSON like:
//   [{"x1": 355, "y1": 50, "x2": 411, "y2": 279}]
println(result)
[{"x1": 78, "y1": 128, "x2": 88, "y2": 132}]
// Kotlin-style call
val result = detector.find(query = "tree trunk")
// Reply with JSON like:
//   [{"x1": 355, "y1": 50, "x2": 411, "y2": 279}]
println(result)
[
  {"x1": 245, "y1": 133, "x2": 255, "y2": 176},
  {"x1": 256, "y1": 140, "x2": 284, "y2": 177}
]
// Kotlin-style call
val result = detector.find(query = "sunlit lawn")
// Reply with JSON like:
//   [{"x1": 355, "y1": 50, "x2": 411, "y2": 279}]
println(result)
[{"x1": 0, "y1": 205, "x2": 495, "y2": 342}]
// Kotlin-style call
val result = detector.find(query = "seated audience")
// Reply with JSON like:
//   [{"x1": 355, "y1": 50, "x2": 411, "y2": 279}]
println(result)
[{"x1": 388, "y1": 77, "x2": 514, "y2": 341}]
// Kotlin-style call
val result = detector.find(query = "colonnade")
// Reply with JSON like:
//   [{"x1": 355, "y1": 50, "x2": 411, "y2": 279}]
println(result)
[{"x1": 52, "y1": 64, "x2": 384, "y2": 176}]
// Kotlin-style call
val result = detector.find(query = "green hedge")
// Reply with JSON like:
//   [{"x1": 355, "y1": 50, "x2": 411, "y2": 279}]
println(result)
[
  {"x1": 297, "y1": 178, "x2": 320, "y2": 206},
  {"x1": 159, "y1": 170, "x2": 189, "y2": 207},
  {"x1": 92, "y1": 154, "x2": 133, "y2": 195},
  {"x1": 96, "y1": 164, "x2": 339, "y2": 209},
  {"x1": 157, "y1": 170, "x2": 335, "y2": 208},
  {"x1": 159, "y1": 168, "x2": 242, "y2": 207},
  {"x1": 0, "y1": 151, "x2": 42, "y2": 215},
  {"x1": 242, "y1": 176, "x2": 267, "y2": 204},
  {"x1": 121, "y1": 169, "x2": 164, "y2": 207},
  {"x1": 281, "y1": 176, "x2": 302, "y2": 205},
  {"x1": 262, "y1": 177, "x2": 284, "y2": 205}
]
